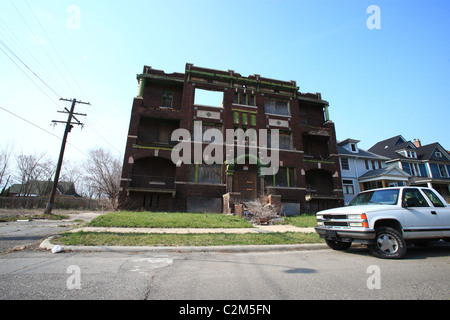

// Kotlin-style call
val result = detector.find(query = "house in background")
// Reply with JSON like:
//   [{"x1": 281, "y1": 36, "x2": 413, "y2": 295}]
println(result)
[
  {"x1": 9, "y1": 181, "x2": 79, "y2": 198},
  {"x1": 368, "y1": 135, "x2": 450, "y2": 202},
  {"x1": 119, "y1": 63, "x2": 344, "y2": 214},
  {"x1": 338, "y1": 138, "x2": 410, "y2": 204}
]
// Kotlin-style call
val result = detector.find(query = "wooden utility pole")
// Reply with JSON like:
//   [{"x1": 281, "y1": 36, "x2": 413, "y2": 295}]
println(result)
[{"x1": 44, "y1": 98, "x2": 89, "y2": 214}]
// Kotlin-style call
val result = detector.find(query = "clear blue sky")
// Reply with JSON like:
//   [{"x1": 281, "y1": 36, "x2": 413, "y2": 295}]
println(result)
[{"x1": 1, "y1": 0, "x2": 449, "y2": 167}]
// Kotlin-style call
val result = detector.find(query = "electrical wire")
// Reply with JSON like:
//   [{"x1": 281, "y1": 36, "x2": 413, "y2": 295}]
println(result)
[
  {"x1": 8, "y1": 0, "x2": 74, "y2": 99},
  {"x1": 0, "y1": 43, "x2": 61, "y2": 108},
  {"x1": 0, "y1": 106, "x2": 89, "y2": 157},
  {"x1": 0, "y1": 15, "x2": 66, "y2": 98},
  {"x1": 0, "y1": 38, "x2": 62, "y2": 99},
  {"x1": 24, "y1": 0, "x2": 87, "y2": 99},
  {"x1": 0, "y1": 1, "x2": 124, "y2": 160}
]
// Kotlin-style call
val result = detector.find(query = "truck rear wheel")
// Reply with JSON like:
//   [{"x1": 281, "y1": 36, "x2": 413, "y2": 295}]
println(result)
[
  {"x1": 368, "y1": 226, "x2": 406, "y2": 259},
  {"x1": 325, "y1": 239, "x2": 352, "y2": 251}
]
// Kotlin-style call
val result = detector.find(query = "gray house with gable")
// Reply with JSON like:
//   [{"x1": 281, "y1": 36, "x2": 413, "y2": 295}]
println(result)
[
  {"x1": 368, "y1": 135, "x2": 450, "y2": 202},
  {"x1": 338, "y1": 138, "x2": 410, "y2": 204}
]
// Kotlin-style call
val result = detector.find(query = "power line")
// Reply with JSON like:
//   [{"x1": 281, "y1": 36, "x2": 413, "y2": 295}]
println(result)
[
  {"x1": 0, "y1": 2, "x2": 123, "y2": 159},
  {"x1": 24, "y1": 0, "x2": 87, "y2": 99},
  {"x1": 0, "y1": 15, "x2": 66, "y2": 98},
  {"x1": 0, "y1": 36, "x2": 122, "y2": 158},
  {"x1": 0, "y1": 105, "x2": 88, "y2": 157},
  {"x1": 0, "y1": 38, "x2": 62, "y2": 98},
  {"x1": 0, "y1": 44, "x2": 61, "y2": 108},
  {"x1": 8, "y1": 0, "x2": 75, "y2": 99}
]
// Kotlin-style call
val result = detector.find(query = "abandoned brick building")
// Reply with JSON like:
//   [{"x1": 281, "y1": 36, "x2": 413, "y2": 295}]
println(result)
[{"x1": 118, "y1": 63, "x2": 344, "y2": 214}]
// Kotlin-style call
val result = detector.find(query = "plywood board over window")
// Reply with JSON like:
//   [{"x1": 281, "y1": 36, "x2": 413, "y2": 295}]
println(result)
[
  {"x1": 189, "y1": 163, "x2": 222, "y2": 184},
  {"x1": 264, "y1": 99, "x2": 290, "y2": 116}
]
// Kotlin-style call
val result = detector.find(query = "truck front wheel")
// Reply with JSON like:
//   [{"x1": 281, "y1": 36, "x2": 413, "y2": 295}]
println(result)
[{"x1": 368, "y1": 226, "x2": 406, "y2": 259}]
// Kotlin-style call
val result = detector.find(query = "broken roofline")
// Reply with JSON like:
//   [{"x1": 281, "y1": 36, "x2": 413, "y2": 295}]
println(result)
[
  {"x1": 139, "y1": 63, "x2": 328, "y2": 104},
  {"x1": 170, "y1": 121, "x2": 280, "y2": 175}
]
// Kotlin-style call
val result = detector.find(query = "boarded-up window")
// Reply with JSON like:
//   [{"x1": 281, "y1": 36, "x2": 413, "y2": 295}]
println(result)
[
  {"x1": 265, "y1": 167, "x2": 295, "y2": 187},
  {"x1": 189, "y1": 164, "x2": 222, "y2": 184},
  {"x1": 264, "y1": 99, "x2": 289, "y2": 116},
  {"x1": 137, "y1": 117, "x2": 179, "y2": 146},
  {"x1": 267, "y1": 131, "x2": 291, "y2": 150}
]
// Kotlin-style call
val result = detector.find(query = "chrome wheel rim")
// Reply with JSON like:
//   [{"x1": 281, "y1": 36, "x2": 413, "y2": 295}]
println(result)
[{"x1": 376, "y1": 234, "x2": 399, "y2": 254}]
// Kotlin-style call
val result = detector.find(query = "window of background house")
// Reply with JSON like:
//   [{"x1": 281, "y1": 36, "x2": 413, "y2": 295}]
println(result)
[
  {"x1": 411, "y1": 163, "x2": 421, "y2": 176},
  {"x1": 438, "y1": 164, "x2": 449, "y2": 177},
  {"x1": 406, "y1": 150, "x2": 417, "y2": 158},
  {"x1": 264, "y1": 99, "x2": 289, "y2": 116},
  {"x1": 340, "y1": 158, "x2": 349, "y2": 170},
  {"x1": 343, "y1": 180, "x2": 354, "y2": 195}
]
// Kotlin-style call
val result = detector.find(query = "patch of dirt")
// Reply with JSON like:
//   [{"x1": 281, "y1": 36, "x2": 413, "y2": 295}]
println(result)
[
  {"x1": 1, "y1": 239, "x2": 46, "y2": 255},
  {"x1": 0, "y1": 208, "x2": 79, "y2": 217}
]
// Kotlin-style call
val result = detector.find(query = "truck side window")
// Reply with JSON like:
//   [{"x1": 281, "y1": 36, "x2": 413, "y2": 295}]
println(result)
[
  {"x1": 402, "y1": 189, "x2": 429, "y2": 207},
  {"x1": 422, "y1": 189, "x2": 445, "y2": 207}
]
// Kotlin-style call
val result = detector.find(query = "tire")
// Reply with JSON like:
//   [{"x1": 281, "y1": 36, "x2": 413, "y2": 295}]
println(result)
[
  {"x1": 325, "y1": 239, "x2": 352, "y2": 251},
  {"x1": 368, "y1": 226, "x2": 407, "y2": 259}
]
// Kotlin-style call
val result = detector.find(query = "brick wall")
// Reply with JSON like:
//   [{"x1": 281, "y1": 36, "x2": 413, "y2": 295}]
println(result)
[{"x1": 118, "y1": 63, "x2": 344, "y2": 213}]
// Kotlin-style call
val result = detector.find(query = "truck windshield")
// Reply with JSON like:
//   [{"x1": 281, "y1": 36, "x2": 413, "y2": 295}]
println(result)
[{"x1": 349, "y1": 189, "x2": 399, "y2": 206}]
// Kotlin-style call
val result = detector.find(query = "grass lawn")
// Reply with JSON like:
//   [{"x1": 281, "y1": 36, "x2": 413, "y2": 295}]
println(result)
[
  {"x1": 88, "y1": 211, "x2": 254, "y2": 228},
  {"x1": 285, "y1": 213, "x2": 317, "y2": 228},
  {"x1": 53, "y1": 211, "x2": 322, "y2": 247}
]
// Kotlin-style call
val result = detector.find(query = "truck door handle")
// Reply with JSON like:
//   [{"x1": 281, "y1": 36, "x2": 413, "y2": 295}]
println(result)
[{"x1": 431, "y1": 211, "x2": 437, "y2": 215}]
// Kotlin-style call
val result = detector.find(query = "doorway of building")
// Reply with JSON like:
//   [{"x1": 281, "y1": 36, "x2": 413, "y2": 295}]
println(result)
[
  {"x1": 233, "y1": 164, "x2": 258, "y2": 200},
  {"x1": 143, "y1": 193, "x2": 172, "y2": 211}
]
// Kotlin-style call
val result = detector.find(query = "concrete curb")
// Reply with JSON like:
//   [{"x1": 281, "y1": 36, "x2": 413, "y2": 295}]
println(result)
[{"x1": 39, "y1": 235, "x2": 328, "y2": 253}]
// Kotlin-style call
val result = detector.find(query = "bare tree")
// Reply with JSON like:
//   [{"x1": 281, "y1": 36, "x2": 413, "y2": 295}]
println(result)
[
  {"x1": 0, "y1": 144, "x2": 13, "y2": 190},
  {"x1": 15, "y1": 152, "x2": 56, "y2": 196},
  {"x1": 84, "y1": 148, "x2": 122, "y2": 209},
  {"x1": 60, "y1": 159, "x2": 83, "y2": 195}
]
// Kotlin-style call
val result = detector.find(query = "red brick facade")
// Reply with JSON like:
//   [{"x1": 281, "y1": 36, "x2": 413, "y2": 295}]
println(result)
[{"x1": 118, "y1": 64, "x2": 344, "y2": 214}]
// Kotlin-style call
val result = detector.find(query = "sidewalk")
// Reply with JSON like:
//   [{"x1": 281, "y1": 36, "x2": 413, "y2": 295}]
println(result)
[{"x1": 68, "y1": 224, "x2": 317, "y2": 234}]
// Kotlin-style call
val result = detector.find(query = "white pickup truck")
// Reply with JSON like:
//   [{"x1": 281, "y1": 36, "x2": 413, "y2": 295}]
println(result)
[{"x1": 315, "y1": 187, "x2": 450, "y2": 259}]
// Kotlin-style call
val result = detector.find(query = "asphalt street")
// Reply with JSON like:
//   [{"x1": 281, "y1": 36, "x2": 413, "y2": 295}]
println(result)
[
  {"x1": 1, "y1": 242, "x2": 449, "y2": 300},
  {"x1": 0, "y1": 212, "x2": 100, "y2": 254},
  {"x1": 1, "y1": 212, "x2": 449, "y2": 301}
]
